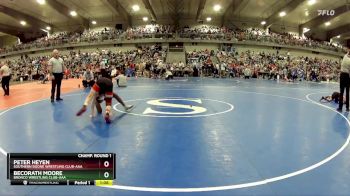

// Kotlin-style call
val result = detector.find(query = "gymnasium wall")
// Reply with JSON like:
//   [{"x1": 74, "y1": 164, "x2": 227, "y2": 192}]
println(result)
[
  {"x1": 184, "y1": 43, "x2": 220, "y2": 51},
  {"x1": 0, "y1": 35, "x2": 18, "y2": 48},
  {"x1": 184, "y1": 43, "x2": 341, "y2": 61},
  {"x1": 76, "y1": 44, "x2": 137, "y2": 53}
]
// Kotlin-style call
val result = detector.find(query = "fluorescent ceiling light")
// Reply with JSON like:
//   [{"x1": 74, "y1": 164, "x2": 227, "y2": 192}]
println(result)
[
  {"x1": 308, "y1": 0, "x2": 317, "y2": 6},
  {"x1": 303, "y1": 27, "x2": 310, "y2": 33},
  {"x1": 132, "y1": 5, "x2": 140, "y2": 12},
  {"x1": 279, "y1": 11, "x2": 286, "y2": 17},
  {"x1": 36, "y1": 0, "x2": 45, "y2": 5},
  {"x1": 70, "y1": 11, "x2": 77, "y2": 17},
  {"x1": 213, "y1": 4, "x2": 221, "y2": 12}
]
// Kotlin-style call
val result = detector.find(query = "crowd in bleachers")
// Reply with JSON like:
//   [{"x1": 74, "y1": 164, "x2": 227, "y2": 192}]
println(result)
[
  {"x1": 125, "y1": 25, "x2": 175, "y2": 39},
  {"x1": 179, "y1": 25, "x2": 229, "y2": 40},
  {"x1": 2, "y1": 44, "x2": 169, "y2": 82},
  {"x1": 3, "y1": 32, "x2": 77, "y2": 52},
  {"x1": 3, "y1": 49, "x2": 136, "y2": 82},
  {"x1": 79, "y1": 28, "x2": 124, "y2": 43},
  {"x1": 0, "y1": 44, "x2": 342, "y2": 84},
  {"x1": 1, "y1": 28, "x2": 124, "y2": 53},
  {"x1": 0, "y1": 25, "x2": 346, "y2": 55},
  {"x1": 180, "y1": 26, "x2": 345, "y2": 52},
  {"x1": 184, "y1": 49, "x2": 340, "y2": 82},
  {"x1": 235, "y1": 28, "x2": 344, "y2": 52}
]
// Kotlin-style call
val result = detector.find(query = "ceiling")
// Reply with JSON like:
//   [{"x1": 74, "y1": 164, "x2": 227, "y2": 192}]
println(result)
[
  {"x1": 286, "y1": 0, "x2": 345, "y2": 24},
  {"x1": 0, "y1": 0, "x2": 349, "y2": 42},
  {"x1": 237, "y1": 0, "x2": 286, "y2": 19}
]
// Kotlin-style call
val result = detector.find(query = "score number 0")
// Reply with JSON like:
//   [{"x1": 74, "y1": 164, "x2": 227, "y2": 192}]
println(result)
[{"x1": 103, "y1": 161, "x2": 109, "y2": 178}]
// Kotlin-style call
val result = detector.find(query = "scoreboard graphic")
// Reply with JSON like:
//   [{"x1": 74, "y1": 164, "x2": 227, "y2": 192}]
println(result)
[{"x1": 7, "y1": 153, "x2": 116, "y2": 186}]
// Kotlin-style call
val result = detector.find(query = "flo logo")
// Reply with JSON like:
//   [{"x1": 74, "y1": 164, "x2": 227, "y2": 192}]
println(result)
[
  {"x1": 113, "y1": 98, "x2": 234, "y2": 117},
  {"x1": 317, "y1": 10, "x2": 335, "y2": 16}
]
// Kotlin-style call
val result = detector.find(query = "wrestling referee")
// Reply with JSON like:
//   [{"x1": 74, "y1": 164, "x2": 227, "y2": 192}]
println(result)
[
  {"x1": 337, "y1": 47, "x2": 350, "y2": 112},
  {"x1": 48, "y1": 49, "x2": 66, "y2": 102}
]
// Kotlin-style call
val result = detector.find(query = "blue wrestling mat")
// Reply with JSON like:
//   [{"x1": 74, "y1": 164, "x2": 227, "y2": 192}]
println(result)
[{"x1": 1, "y1": 78, "x2": 349, "y2": 195}]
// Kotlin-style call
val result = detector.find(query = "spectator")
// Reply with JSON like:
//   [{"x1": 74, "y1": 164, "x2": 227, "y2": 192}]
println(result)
[
  {"x1": 82, "y1": 68, "x2": 95, "y2": 88},
  {"x1": 116, "y1": 71, "x2": 127, "y2": 87},
  {"x1": 0, "y1": 62, "x2": 11, "y2": 96}
]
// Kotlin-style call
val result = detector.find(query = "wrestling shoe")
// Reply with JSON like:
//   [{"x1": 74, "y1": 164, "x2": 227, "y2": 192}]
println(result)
[
  {"x1": 105, "y1": 112, "x2": 111, "y2": 124},
  {"x1": 124, "y1": 105, "x2": 134, "y2": 112}
]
